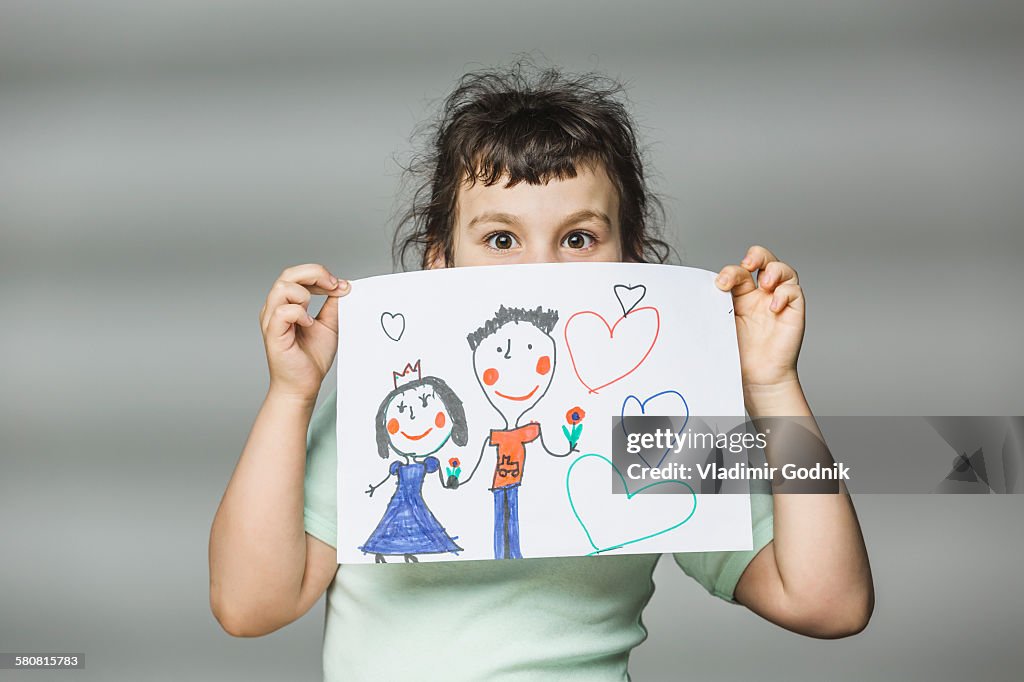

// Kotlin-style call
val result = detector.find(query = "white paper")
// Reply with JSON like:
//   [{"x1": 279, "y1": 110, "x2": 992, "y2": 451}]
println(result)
[{"x1": 336, "y1": 262, "x2": 753, "y2": 564}]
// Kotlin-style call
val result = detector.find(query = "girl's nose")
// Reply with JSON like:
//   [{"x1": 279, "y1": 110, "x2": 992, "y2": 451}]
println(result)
[{"x1": 520, "y1": 243, "x2": 560, "y2": 265}]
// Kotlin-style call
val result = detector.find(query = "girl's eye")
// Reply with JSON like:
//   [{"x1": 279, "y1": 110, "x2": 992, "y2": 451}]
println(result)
[
  {"x1": 396, "y1": 402, "x2": 406, "y2": 413},
  {"x1": 486, "y1": 231, "x2": 519, "y2": 251},
  {"x1": 562, "y1": 231, "x2": 595, "y2": 250}
]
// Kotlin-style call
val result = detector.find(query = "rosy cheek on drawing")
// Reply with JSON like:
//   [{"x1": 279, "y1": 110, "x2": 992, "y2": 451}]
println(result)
[
  {"x1": 434, "y1": 411, "x2": 446, "y2": 428},
  {"x1": 482, "y1": 368, "x2": 499, "y2": 386},
  {"x1": 536, "y1": 355, "x2": 551, "y2": 375},
  {"x1": 386, "y1": 418, "x2": 400, "y2": 435}
]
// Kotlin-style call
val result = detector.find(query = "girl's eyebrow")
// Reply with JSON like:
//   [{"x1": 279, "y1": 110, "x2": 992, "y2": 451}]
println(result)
[
  {"x1": 467, "y1": 211, "x2": 519, "y2": 231},
  {"x1": 467, "y1": 209, "x2": 611, "y2": 232},
  {"x1": 559, "y1": 209, "x2": 611, "y2": 230}
]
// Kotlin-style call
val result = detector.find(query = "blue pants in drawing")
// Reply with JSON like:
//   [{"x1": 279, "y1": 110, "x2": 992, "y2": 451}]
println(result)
[{"x1": 492, "y1": 484, "x2": 521, "y2": 559}]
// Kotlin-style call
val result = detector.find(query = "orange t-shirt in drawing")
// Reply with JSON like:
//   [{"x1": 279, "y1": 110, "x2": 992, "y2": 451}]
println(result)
[{"x1": 488, "y1": 422, "x2": 541, "y2": 489}]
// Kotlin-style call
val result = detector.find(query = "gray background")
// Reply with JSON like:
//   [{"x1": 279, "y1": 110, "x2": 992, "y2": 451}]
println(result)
[{"x1": 2, "y1": 1, "x2": 1022, "y2": 680}]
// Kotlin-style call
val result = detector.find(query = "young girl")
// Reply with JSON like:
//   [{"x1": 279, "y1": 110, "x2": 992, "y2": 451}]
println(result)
[{"x1": 209, "y1": 59, "x2": 873, "y2": 680}]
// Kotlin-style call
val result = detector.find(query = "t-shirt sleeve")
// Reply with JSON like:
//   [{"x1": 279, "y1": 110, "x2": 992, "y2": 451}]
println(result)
[
  {"x1": 303, "y1": 388, "x2": 338, "y2": 549},
  {"x1": 671, "y1": 478, "x2": 775, "y2": 603},
  {"x1": 424, "y1": 456, "x2": 440, "y2": 473}
]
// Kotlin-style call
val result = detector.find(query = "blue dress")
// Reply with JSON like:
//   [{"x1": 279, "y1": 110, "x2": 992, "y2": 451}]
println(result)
[{"x1": 359, "y1": 456, "x2": 462, "y2": 556}]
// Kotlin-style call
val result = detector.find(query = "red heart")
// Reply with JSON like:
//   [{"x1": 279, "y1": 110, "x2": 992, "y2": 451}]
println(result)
[{"x1": 564, "y1": 306, "x2": 660, "y2": 394}]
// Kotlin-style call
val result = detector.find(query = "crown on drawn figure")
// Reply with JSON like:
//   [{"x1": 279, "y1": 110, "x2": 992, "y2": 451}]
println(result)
[{"x1": 393, "y1": 360, "x2": 422, "y2": 388}]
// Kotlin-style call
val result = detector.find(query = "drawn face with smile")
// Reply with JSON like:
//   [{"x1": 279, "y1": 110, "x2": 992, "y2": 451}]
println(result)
[
  {"x1": 383, "y1": 385, "x2": 454, "y2": 458},
  {"x1": 472, "y1": 321, "x2": 556, "y2": 426}
]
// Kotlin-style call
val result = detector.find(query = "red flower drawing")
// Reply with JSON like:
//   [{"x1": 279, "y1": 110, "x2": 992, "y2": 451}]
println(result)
[
  {"x1": 449, "y1": 457, "x2": 461, "y2": 468},
  {"x1": 566, "y1": 407, "x2": 586, "y2": 425}
]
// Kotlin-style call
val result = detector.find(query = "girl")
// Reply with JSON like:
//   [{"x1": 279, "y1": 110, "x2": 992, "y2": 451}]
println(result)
[
  {"x1": 360, "y1": 367, "x2": 468, "y2": 563},
  {"x1": 209, "y1": 58, "x2": 872, "y2": 680}
]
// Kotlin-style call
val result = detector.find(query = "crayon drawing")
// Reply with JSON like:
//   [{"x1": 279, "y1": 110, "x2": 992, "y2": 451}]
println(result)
[
  {"x1": 358, "y1": 361, "x2": 467, "y2": 562},
  {"x1": 337, "y1": 262, "x2": 755, "y2": 564}
]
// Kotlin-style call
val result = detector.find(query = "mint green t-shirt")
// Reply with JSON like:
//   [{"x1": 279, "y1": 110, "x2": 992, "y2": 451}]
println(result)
[{"x1": 304, "y1": 389, "x2": 774, "y2": 681}]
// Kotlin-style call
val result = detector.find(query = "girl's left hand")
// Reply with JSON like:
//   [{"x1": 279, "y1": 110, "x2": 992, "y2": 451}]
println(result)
[{"x1": 715, "y1": 245, "x2": 805, "y2": 399}]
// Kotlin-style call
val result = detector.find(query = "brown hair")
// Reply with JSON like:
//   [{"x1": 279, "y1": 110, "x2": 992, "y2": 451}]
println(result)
[{"x1": 391, "y1": 56, "x2": 673, "y2": 269}]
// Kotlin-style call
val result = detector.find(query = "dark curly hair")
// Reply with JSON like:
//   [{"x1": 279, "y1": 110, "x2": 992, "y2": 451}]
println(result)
[{"x1": 391, "y1": 55, "x2": 673, "y2": 269}]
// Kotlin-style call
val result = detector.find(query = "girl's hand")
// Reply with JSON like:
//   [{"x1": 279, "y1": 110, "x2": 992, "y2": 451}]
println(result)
[
  {"x1": 715, "y1": 245, "x2": 805, "y2": 402},
  {"x1": 258, "y1": 263, "x2": 350, "y2": 402}
]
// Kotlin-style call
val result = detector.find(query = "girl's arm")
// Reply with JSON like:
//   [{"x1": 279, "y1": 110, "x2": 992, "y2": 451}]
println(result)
[
  {"x1": 209, "y1": 264, "x2": 348, "y2": 637},
  {"x1": 733, "y1": 382, "x2": 873, "y2": 638},
  {"x1": 717, "y1": 246, "x2": 873, "y2": 639}
]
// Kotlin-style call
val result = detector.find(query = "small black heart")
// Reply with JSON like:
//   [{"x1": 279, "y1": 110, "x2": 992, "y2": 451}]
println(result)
[
  {"x1": 380, "y1": 312, "x2": 406, "y2": 342},
  {"x1": 613, "y1": 284, "x2": 647, "y2": 317}
]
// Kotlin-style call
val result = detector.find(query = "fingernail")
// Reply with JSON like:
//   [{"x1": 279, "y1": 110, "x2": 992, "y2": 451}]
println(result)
[
  {"x1": 339, "y1": 279, "x2": 350, "y2": 290},
  {"x1": 770, "y1": 297, "x2": 780, "y2": 312},
  {"x1": 742, "y1": 257, "x2": 752, "y2": 266},
  {"x1": 329, "y1": 276, "x2": 339, "y2": 287},
  {"x1": 715, "y1": 274, "x2": 726, "y2": 286}
]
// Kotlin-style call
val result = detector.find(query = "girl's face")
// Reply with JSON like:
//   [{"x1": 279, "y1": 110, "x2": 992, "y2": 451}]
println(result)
[
  {"x1": 383, "y1": 385, "x2": 453, "y2": 457},
  {"x1": 444, "y1": 161, "x2": 624, "y2": 267}
]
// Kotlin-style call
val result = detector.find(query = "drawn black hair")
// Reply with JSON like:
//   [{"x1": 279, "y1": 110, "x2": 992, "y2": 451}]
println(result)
[
  {"x1": 466, "y1": 305, "x2": 559, "y2": 351},
  {"x1": 374, "y1": 376, "x2": 468, "y2": 458}
]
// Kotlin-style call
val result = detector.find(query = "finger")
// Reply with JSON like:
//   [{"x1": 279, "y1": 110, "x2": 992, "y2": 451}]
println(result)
[
  {"x1": 758, "y1": 260, "x2": 799, "y2": 292},
  {"x1": 266, "y1": 303, "x2": 315, "y2": 340},
  {"x1": 741, "y1": 245, "x2": 779, "y2": 273},
  {"x1": 278, "y1": 263, "x2": 349, "y2": 296},
  {"x1": 315, "y1": 294, "x2": 339, "y2": 333},
  {"x1": 715, "y1": 265, "x2": 757, "y2": 297},
  {"x1": 769, "y1": 282, "x2": 805, "y2": 313},
  {"x1": 263, "y1": 280, "x2": 313, "y2": 330}
]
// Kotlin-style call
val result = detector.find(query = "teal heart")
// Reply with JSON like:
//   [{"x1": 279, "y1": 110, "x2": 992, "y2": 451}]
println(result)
[{"x1": 565, "y1": 453, "x2": 697, "y2": 555}]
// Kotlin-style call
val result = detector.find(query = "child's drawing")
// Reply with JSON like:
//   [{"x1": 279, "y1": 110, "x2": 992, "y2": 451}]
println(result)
[
  {"x1": 457, "y1": 305, "x2": 579, "y2": 559},
  {"x1": 380, "y1": 311, "x2": 406, "y2": 342},
  {"x1": 564, "y1": 304, "x2": 660, "y2": 394},
  {"x1": 337, "y1": 263, "x2": 755, "y2": 564},
  {"x1": 359, "y1": 360, "x2": 467, "y2": 563},
  {"x1": 613, "y1": 283, "x2": 647, "y2": 317}
]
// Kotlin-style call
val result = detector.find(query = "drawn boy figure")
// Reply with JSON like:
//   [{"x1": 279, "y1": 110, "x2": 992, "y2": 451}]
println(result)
[{"x1": 457, "y1": 305, "x2": 576, "y2": 559}]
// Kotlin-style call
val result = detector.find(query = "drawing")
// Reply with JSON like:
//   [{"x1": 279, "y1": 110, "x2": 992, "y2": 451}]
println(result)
[
  {"x1": 566, "y1": 453, "x2": 697, "y2": 555},
  {"x1": 613, "y1": 284, "x2": 646, "y2": 317},
  {"x1": 563, "y1": 406, "x2": 586, "y2": 450},
  {"x1": 380, "y1": 312, "x2": 406, "y2": 342},
  {"x1": 564, "y1": 306, "x2": 661, "y2": 394},
  {"x1": 359, "y1": 360, "x2": 467, "y2": 562},
  {"x1": 620, "y1": 390, "x2": 689, "y2": 468},
  {"x1": 457, "y1": 305, "x2": 578, "y2": 559}
]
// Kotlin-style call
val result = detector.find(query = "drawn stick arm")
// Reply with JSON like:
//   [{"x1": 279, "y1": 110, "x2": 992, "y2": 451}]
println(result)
[
  {"x1": 453, "y1": 436, "x2": 490, "y2": 487},
  {"x1": 539, "y1": 425, "x2": 575, "y2": 458},
  {"x1": 365, "y1": 471, "x2": 393, "y2": 497}
]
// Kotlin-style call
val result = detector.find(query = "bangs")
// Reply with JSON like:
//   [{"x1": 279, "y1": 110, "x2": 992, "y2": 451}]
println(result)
[{"x1": 456, "y1": 110, "x2": 604, "y2": 188}]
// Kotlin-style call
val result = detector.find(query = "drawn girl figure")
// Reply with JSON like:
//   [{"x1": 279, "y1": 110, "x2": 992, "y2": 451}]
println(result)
[
  {"x1": 359, "y1": 360, "x2": 468, "y2": 563},
  {"x1": 456, "y1": 306, "x2": 576, "y2": 559}
]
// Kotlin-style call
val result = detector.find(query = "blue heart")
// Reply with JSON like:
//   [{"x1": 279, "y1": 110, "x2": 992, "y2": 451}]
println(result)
[
  {"x1": 620, "y1": 390, "x2": 689, "y2": 467},
  {"x1": 566, "y1": 453, "x2": 697, "y2": 555}
]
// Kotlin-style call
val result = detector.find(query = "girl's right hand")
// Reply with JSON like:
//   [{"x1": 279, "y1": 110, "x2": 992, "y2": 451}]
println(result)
[{"x1": 259, "y1": 264, "x2": 351, "y2": 402}]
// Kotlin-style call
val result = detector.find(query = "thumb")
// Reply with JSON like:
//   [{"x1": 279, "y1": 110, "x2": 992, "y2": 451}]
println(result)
[{"x1": 315, "y1": 295, "x2": 339, "y2": 332}]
